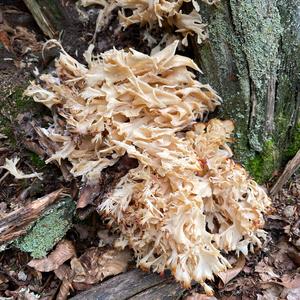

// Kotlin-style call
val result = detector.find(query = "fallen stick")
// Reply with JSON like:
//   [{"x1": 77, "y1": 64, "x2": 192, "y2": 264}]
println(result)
[
  {"x1": 270, "y1": 149, "x2": 300, "y2": 196},
  {"x1": 71, "y1": 269, "x2": 184, "y2": 300},
  {"x1": 22, "y1": 0, "x2": 62, "y2": 38},
  {"x1": 0, "y1": 189, "x2": 63, "y2": 244}
]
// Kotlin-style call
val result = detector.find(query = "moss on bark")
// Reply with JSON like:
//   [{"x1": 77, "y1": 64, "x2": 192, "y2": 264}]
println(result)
[
  {"x1": 195, "y1": 0, "x2": 300, "y2": 182},
  {"x1": 14, "y1": 197, "x2": 75, "y2": 258}
]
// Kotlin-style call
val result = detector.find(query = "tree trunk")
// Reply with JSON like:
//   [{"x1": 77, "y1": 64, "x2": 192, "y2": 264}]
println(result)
[{"x1": 195, "y1": 0, "x2": 300, "y2": 183}]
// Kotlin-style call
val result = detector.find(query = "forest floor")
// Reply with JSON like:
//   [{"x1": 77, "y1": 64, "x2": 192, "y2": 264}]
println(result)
[{"x1": 0, "y1": 1, "x2": 299, "y2": 300}]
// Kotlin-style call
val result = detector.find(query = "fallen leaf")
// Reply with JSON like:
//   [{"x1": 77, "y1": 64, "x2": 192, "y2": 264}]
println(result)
[
  {"x1": 0, "y1": 189, "x2": 63, "y2": 244},
  {"x1": 221, "y1": 276, "x2": 254, "y2": 292},
  {"x1": 257, "y1": 285, "x2": 282, "y2": 300},
  {"x1": 185, "y1": 293, "x2": 217, "y2": 300},
  {"x1": 0, "y1": 31, "x2": 10, "y2": 50},
  {"x1": 70, "y1": 247, "x2": 131, "y2": 285},
  {"x1": 11, "y1": 26, "x2": 42, "y2": 55},
  {"x1": 255, "y1": 259, "x2": 279, "y2": 282},
  {"x1": 272, "y1": 240, "x2": 297, "y2": 271},
  {"x1": 28, "y1": 240, "x2": 76, "y2": 272},
  {"x1": 57, "y1": 278, "x2": 73, "y2": 300},
  {"x1": 287, "y1": 247, "x2": 300, "y2": 266},
  {"x1": 54, "y1": 264, "x2": 72, "y2": 281},
  {"x1": 281, "y1": 274, "x2": 300, "y2": 289},
  {"x1": 218, "y1": 255, "x2": 245, "y2": 286},
  {"x1": 77, "y1": 184, "x2": 101, "y2": 209},
  {"x1": 0, "y1": 273, "x2": 9, "y2": 285}
]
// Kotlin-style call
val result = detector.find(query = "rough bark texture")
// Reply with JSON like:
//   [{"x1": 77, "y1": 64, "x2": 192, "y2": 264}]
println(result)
[
  {"x1": 71, "y1": 269, "x2": 185, "y2": 300},
  {"x1": 195, "y1": 0, "x2": 300, "y2": 183}
]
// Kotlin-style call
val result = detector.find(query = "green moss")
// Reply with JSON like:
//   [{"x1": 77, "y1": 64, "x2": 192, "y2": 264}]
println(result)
[
  {"x1": 15, "y1": 94, "x2": 36, "y2": 112},
  {"x1": 2, "y1": 87, "x2": 35, "y2": 117},
  {"x1": 245, "y1": 140, "x2": 279, "y2": 183},
  {"x1": 195, "y1": 2, "x2": 253, "y2": 163},
  {"x1": 284, "y1": 124, "x2": 300, "y2": 159},
  {"x1": 29, "y1": 152, "x2": 46, "y2": 169},
  {"x1": 1, "y1": 126, "x2": 17, "y2": 148},
  {"x1": 14, "y1": 197, "x2": 75, "y2": 258},
  {"x1": 195, "y1": 0, "x2": 287, "y2": 177},
  {"x1": 0, "y1": 85, "x2": 46, "y2": 149}
]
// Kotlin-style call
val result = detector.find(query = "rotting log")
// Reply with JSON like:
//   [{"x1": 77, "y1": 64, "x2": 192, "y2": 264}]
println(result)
[
  {"x1": 195, "y1": 0, "x2": 300, "y2": 183},
  {"x1": 22, "y1": 0, "x2": 64, "y2": 38},
  {"x1": 0, "y1": 189, "x2": 62, "y2": 244},
  {"x1": 71, "y1": 269, "x2": 185, "y2": 300},
  {"x1": 270, "y1": 149, "x2": 300, "y2": 196},
  {"x1": 22, "y1": 0, "x2": 90, "y2": 58}
]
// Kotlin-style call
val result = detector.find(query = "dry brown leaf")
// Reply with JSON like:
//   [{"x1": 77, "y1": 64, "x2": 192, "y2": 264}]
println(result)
[
  {"x1": 255, "y1": 259, "x2": 279, "y2": 282},
  {"x1": 257, "y1": 285, "x2": 282, "y2": 300},
  {"x1": 0, "y1": 273, "x2": 9, "y2": 285},
  {"x1": 287, "y1": 247, "x2": 300, "y2": 266},
  {"x1": 12, "y1": 26, "x2": 43, "y2": 55},
  {"x1": 28, "y1": 240, "x2": 76, "y2": 272},
  {"x1": 218, "y1": 255, "x2": 246, "y2": 286},
  {"x1": 74, "y1": 224, "x2": 92, "y2": 240},
  {"x1": 0, "y1": 189, "x2": 63, "y2": 244},
  {"x1": 77, "y1": 184, "x2": 101, "y2": 209},
  {"x1": 71, "y1": 282, "x2": 94, "y2": 291},
  {"x1": 0, "y1": 30, "x2": 11, "y2": 51},
  {"x1": 185, "y1": 293, "x2": 217, "y2": 300},
  {"x1": 281, "y1": 274, "x2": 300, "y2": 289},
  {"x1": 54, "y1": 264, "x2": 73, "y2": 281},
  {"x1": 70, "y1": 247, "x2": 130, "y2": 285},
  {"x1": 56, "y1": 278, "x2": 73, "y2": 300},
  {"x1": 272, "y1": 241, "x2": 296, "y2": 271}
]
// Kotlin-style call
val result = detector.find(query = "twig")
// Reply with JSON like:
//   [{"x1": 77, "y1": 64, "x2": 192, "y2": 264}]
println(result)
[
  {"x1": 0, "y1": 171, "x2": 9, "y2": 185},
  {"x1": 270, "y1": 149, "x2": 300, "y2": 196},
  {"x1": 22, "y1": 0, "x2": 58, "y2": 38}
]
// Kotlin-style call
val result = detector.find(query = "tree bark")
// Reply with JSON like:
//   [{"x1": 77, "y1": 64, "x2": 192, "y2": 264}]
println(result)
[{"x1": 195, "y1": 0, "x2": 300, "y2": 183}]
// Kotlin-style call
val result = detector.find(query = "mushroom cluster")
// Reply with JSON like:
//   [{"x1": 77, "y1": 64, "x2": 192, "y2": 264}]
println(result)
[
  {"x1": 25, "y1": 41, "x2": 270, "y2": 293},
  {"x1": 82, "y1": 0, "x2": 220, "y2": 46},
  {"x1": 116, "y1": 0, "x2": 209, "y2": 46}
]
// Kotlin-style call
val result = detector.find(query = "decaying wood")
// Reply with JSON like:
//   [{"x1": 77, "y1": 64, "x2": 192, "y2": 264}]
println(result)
[
  {"x1": 130, "y1": 281, "x2": 184, "y2": 300},
  {"x1": 71, "y1": 269, "x2": 185, "y2": 300},
  {"x1": 0, "y1": 189, "x2": 63, "y2": 244},
  {"x1": 22, "y1": 0, "x2": 63, "y2": 38},
  {"x1": 270, "y1": 150, "x2": 300, "y2": 196}
]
